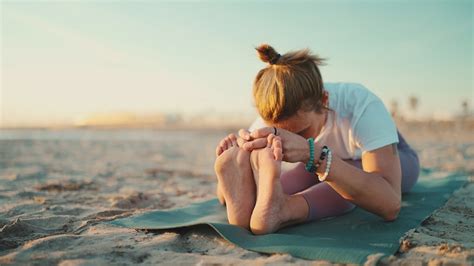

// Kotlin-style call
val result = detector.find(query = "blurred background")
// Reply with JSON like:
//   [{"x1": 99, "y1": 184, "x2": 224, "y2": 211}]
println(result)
[
  {"x1": 0, "y1": 2, "x2": 473, "y2": 264},
  {"x1": 1, "y1": 0, "x2": 472, "y2": 129}
]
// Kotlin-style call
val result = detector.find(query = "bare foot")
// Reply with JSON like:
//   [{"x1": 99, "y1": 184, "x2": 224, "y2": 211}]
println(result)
[
  {"x1": 215, "y1": 133, "x2": 239, "y2": 205},
  {"x1": 214, "y1": 146, "x2": 256, "y2": 230},
  {"x1": 216, "y1": 182, "x2": 225, "y2": 205},
  {"x1": 249, "y1": 136, "x2": 308, "y2": 235}
]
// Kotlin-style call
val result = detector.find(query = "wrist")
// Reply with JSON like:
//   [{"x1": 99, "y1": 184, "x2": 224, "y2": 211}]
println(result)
[
  {"x1": 313, "y1": 145, "x2": 329, "y2": 174},
  {"x1": 304, "y1": 139, "x2": 324, "y2": 173},
  {"x1": 316, "y1": 147, "x2": 333, "y2": 182},
  {"x1": 304, "y1": 138, "x2": 315, "y2": 172},
  {"x1": 316, "y1": 156, "x2": 327, "y2": 175},
  {"x1": 313, "y1": 143, "x2": 322, "y2": 162},
  {"x1": 299, "y1": 139, "x2": 311, "y2": 163}
]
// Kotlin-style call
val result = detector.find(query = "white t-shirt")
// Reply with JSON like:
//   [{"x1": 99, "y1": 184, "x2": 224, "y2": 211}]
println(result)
[{"x1": 248, "y1": 82, "x2": 399, "y2": 160}]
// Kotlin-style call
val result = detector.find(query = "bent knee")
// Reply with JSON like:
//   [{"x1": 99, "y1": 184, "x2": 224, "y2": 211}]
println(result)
[
  {"x1": 400, "y1": 151, "x2": 420, "y2": 193},
  {"x1": 383, "y1": 204, "x2": 401, "y2": 222}
]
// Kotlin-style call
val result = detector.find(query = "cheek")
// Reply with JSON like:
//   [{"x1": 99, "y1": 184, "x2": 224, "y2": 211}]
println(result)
[
  {"x1": 300, "y1": 132, "x2": 311, "y2": 139},
  {"x1": 273, "y1": 117, "x2": 310, "y2": 135},
  {"x1": 301, "y1": 124, "x2": 317, "y2": 138}
]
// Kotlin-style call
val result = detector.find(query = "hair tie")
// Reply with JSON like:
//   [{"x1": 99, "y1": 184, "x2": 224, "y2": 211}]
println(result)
[{"x1": 269, "y1": 53, "x2": 281, "y2": 65}]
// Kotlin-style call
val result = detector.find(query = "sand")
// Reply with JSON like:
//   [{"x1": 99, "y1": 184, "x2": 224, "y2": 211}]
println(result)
[{"x1": 0, "y1": 121, "x2": 473, "y2": 265}]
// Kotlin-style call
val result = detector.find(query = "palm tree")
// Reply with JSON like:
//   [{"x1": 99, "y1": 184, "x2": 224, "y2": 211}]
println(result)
[
  {"x1": 390, "y1": 99, "x2": 399, "y2": 118},
  {"x1": 409, "y1": 96, "x2": 419, "y2": 111},
  {"x1": 408, "y1": 96, "x2": 419, "y2": 120},
  {"x1": 461, "y1": 100, "x2": 469, "y2": 117}
]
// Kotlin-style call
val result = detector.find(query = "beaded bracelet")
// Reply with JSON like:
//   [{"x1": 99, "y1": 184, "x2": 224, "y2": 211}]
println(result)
[
  {"x1": 317, "y1": 146, "x2": 329, "y2": 168},
  {"x1": 309, "y1": 145, "x2": 328, "y2": 173},
  {"x1": 317, "y1": 148, "x2": 332, "y2": 182},
  {"x1": 309, "y1": 145, "x2": 325, "y2": 173},
  {"x1": 305, "y1": 138, "x2": 315, "y2": 172}
]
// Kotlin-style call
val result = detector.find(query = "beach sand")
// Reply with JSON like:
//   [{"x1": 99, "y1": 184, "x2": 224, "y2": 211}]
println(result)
[{"x1": 0, "y1": 121, "x2": 473, "y2": 265}]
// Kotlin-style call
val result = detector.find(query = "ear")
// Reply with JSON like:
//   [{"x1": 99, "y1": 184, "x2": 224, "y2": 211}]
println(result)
[{"x1": 322, "y1": 90, "x2": 329, "y2": 107}]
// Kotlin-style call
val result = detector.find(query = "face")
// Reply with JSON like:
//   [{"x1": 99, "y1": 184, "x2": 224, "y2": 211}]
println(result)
[{"x1": 266, "y1": 109, "x2": 327, "y2": 139}]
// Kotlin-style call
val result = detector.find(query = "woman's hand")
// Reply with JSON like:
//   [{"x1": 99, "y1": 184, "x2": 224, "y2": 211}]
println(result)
[
  {"x1": 237, "y1": 128, "x2": 266, "y2": 148},
  {"x1": 239, "y1": 127, "x2": 314, "y2": 163}
]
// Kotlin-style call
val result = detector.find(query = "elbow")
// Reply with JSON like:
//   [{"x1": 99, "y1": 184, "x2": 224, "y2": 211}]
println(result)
[{"x1": 382, "y1": 200, "x2": 401, "y2": 222}]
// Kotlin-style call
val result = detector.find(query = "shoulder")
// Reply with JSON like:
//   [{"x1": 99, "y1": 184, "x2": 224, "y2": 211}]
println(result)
[
  {"x1": 324, "y1": 82, "x2": 376, "y2": 99},
  {"x1": 248, "y1": 116, "x2": 267, "y2": 132},
  {"x1": 324, "y1": 82, "x2": 380, "y2": 118}
]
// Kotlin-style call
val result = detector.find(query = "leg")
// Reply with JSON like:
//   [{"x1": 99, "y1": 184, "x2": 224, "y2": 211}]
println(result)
[
  {"x1": 280, "y1": 162, "x2": 319, "y2": 195},
  {"x1": 278, "y1": 156, "x2": 358, "y2": 222},
  {"x1": 396, "y1": 131, "x2": 420, "y2": 193},
  {"x1": 214, "y1": 146, "x2": 256, "y2": 230},
  {"x1": 339, "y1": 131, "x2": 420, "y2": 192},
  {"x1": 288, "y1": 157, "x2": 359, "y2": 222},
  {"x1": 297, "y1": 183, "x2": 356, "y2": 221},
  {"x1": 295, "y1": 130, "x2": 421, "y2": 222},
  {"x1": 277, "y1": 156, "x2": 357, "y2": 223}
]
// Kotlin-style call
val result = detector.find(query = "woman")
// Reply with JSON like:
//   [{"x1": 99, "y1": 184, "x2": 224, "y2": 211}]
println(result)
[{"x1": 214, "y1": 44, "x2": 420, "y2": 235}]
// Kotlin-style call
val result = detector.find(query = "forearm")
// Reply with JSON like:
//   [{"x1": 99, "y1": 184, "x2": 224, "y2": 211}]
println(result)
[{"x1": 315, "y1": 154, "x2": 401, "y2": 221}]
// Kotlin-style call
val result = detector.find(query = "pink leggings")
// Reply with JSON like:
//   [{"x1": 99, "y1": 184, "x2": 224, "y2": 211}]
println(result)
[{"x1": 280, "y1": 131, "x2": 420, "y2": 221}]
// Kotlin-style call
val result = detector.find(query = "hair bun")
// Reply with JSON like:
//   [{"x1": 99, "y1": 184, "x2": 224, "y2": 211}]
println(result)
[{"x1": 255, "y1": 44, "x2": 281, "y2": 65}]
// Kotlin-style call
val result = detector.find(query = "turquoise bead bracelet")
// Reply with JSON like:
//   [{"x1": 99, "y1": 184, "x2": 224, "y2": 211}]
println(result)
[{"x1": 305, "y1": 138, "x2": 315, "y2": 172}]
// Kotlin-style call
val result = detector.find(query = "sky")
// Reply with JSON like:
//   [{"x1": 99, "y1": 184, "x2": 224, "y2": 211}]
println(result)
[{"x1": 1, "y1": 0, "x2": 473, "y2": 127}]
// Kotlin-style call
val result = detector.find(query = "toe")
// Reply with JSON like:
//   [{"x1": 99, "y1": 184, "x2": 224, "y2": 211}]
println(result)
[
  {"x1": 220, "y1": 139, "x2": 228, "y2": 151},
  {"x1": 226, "y1": 139, "x2": 232, "y2": 148},
  {"x1": 216, "y1": 146, "x2": 223, "y2": 157},
  {"x1": 226, "y1": 134, "x2": 237, "y2": 147},
  {"x1": 266, "y1": 133, "x2": 275, "y2": 148},
  {"x1": 273, "y1": 136, "x2": 283, "y2": 161}
]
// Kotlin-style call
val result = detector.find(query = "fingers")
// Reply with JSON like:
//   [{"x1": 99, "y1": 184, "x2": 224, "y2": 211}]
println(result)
[
  {"x1": 250, "y1": 127, "x2": 274, "y2": 139},
  {"x1": 238, "y1": 128, "x2": 251, "y2": 141},
  {"x1": 236, "y1": 137, "x2": 247, "y2": 148},
  {"x1": 267, "y1": 133, "x2": 283, "y2": 160},
  {"x1": 242, "y1": 138, "x2": 268, "y2": 151}
]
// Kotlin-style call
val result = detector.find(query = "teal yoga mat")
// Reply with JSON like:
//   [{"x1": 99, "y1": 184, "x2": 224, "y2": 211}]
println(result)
[{"x1": 110, "y1": 174, "x2": 467, "y2": 264}]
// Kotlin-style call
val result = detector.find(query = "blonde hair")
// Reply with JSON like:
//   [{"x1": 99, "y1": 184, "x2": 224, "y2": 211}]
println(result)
[{"x1": 253, "y1": 44, "x2": 327, "y2": 123}]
